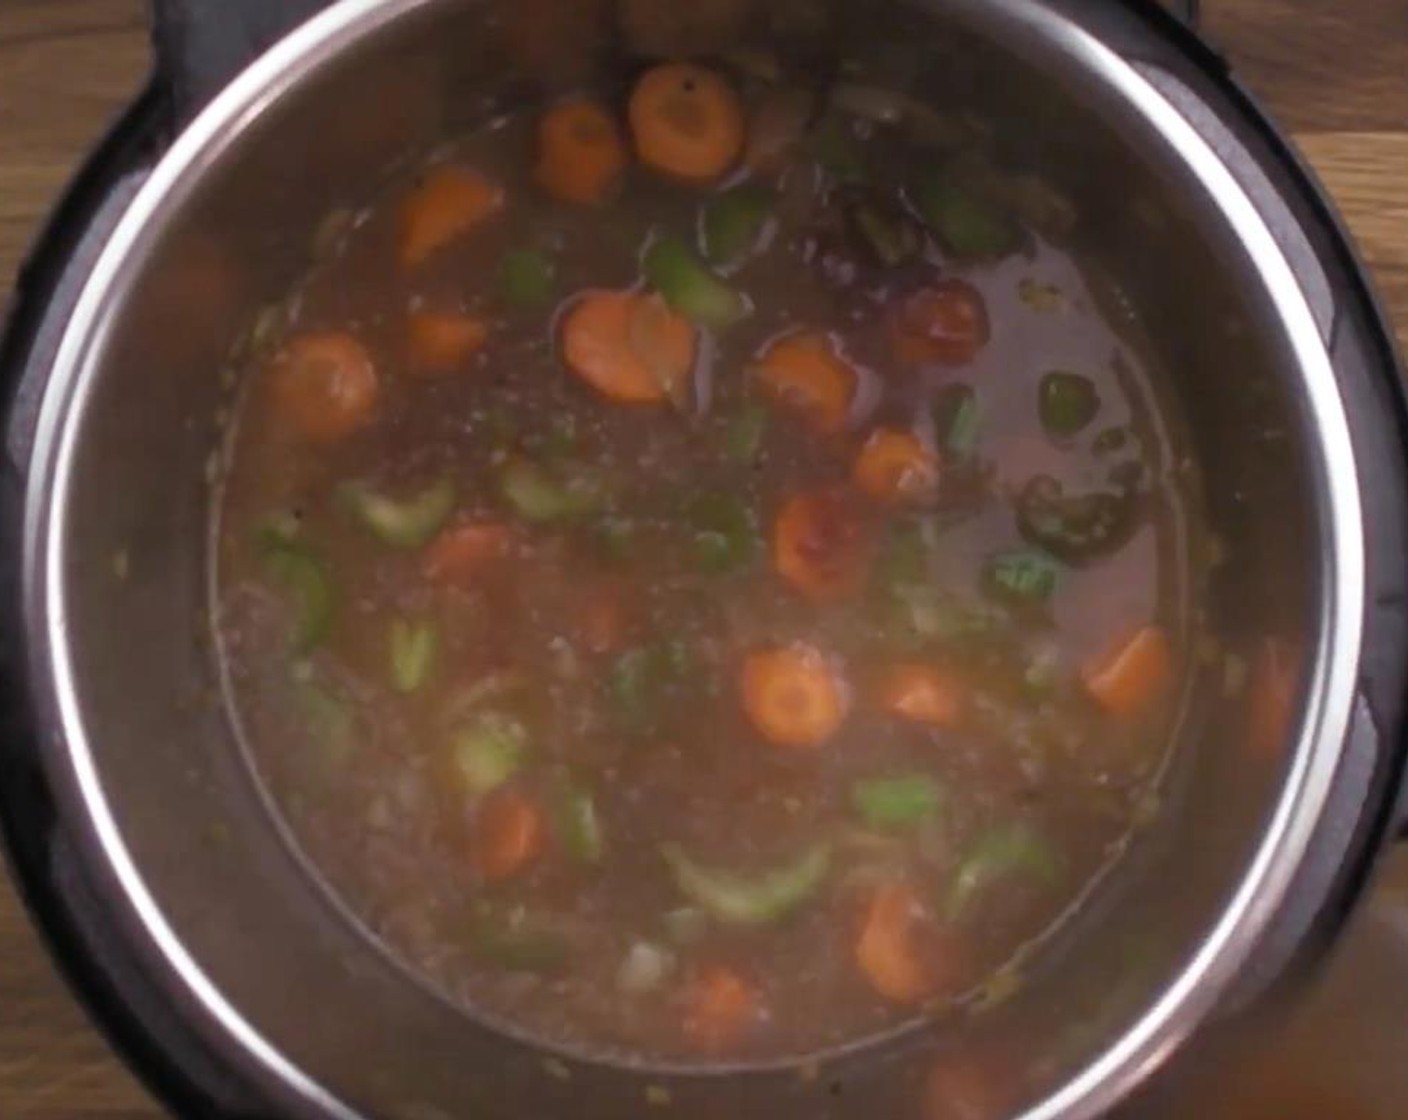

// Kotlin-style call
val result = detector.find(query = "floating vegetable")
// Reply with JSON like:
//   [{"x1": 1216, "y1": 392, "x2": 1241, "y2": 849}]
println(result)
[
  {"x1": 1038, "y1": 371, "x2": 1100, "y2": 437},
  {"x1": 261, "y1": 533, "x2": 334, "y2": 652},
  {"x1": 554, "y1": 783, "x2": 605, "y2": 864},
  {"x1": 703, "y1": 184, "x2": 774, "y2": 267},
  {"x1": 499, "y1": 247, "x2": 557, "y2": 309},
  {"x1": 741, "y1": 643, "x2": 848, "y2": 748},
  {"x1": 497, "y1": 458, "x2": 607, "y2": 523},
  {"x1": 450, "y1": 713, "x2": 529, "y2": 797},
  {"x1": 946, "y1": 822, "x2": 1061, "y2": 920},
  {"x1": 630, "y1": 63, "x2": 745, "y2": 183},
  {"x1": 847, "y1": 196, "x2": 921, "y2": 267},
  {"x1": 470, "y1": 904, "x2": 569, "y2": 972},
  {"x1": 853, "y1": 775, "x2": 945, "y2": 830},
  {"x1": 562, "y1": 290, "x2": 696, "y2": 405},
  {"x1": 725, "y1": 402, "x2": 768, "y2": 464},
  {"x1": 609, "y1": 640, "x2": 693, "y2": 732},
  {"x1": 340, "y1": 476, "x2": 456, "y2": 548},
  {"x1": 661, "y1": 843, "x2": 832, "y2": 925},
  {"x1": 269, "y1": 331, "x2": 379, "y2": 443},
  {"x1": 389, "y1": 618, "x2": 438, "y2": 693},
  {"x1": 983, "y1": 549, "x2": 1061, "y2": 606},
  {"x1": 915, "y1": 172, "x2": 1019, "y2": 259},
  {"x1": 1015, "y1": 476, "x2": 1139, "y2": 564},
  {"x1": 685, "y1": 491, "x2": 759, "y2": 574},
  {"x1": 644, "y1": 235, "x2": 750, "y2": 328}
]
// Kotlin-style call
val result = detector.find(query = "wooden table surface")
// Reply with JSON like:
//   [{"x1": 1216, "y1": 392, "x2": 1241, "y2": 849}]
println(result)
[{"x1": 2, "y1": 1, "x2": 1407, "y2": 1116}]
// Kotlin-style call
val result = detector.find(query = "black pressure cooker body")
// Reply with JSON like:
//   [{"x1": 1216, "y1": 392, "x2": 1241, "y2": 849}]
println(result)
[{"x1": 1, "y1": 2, "x2": 1406, "y2": 1118}]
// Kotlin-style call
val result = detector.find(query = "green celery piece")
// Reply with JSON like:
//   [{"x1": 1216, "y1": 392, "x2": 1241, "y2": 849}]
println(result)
[
  {"x1": 685, "y1": 492, "x2": 759, "y2": 574},
  {"x1": 339, "y1": 477, "x2": 456, "y2": 548},
  {"x1": 916, "y1": 173, "x2": 1019, "y2": 259},
  {"x1": 262, "y1": 538, "x2": 333, "y2": 653},
  {"x1": 499, "y1": 247, "x2": 556, "y2": 309},
  {"x1": 555, "y1": 784, "x2": 605, "y2": 864},
  {"x1": 946, "y1": 821, "x2": 1061, "y2": 920},
  {"x1": 725, "y1": 402, "x2": 768, "y2": 464},
  {"x1": 661, "y1": 843, "x2": 832, "y2": 925},
  {"x1": 643, "y1": 236, "x2": 750, "y2": 328},
  {"x1": 1038, "y1": 370, "x2": 1101, "y2": 438},
  {"x1": 702, "y1": 184, "x2": 774, "y2": 267},
  {"x1": 984, "y1": 549, "x2": 1061, "y2": 606},
  {"x1": 497, "y1": 458, "x2": 607, "y2": 523},
  {"x1": 389, "y1": 618, "x2": 438, "y2": 693},
  {"x1": 450, "y1": 713, "x2": 528, "y2": 797},
  {"x1": 853, "y1": 775, "x2": 945, "y2": 830}
]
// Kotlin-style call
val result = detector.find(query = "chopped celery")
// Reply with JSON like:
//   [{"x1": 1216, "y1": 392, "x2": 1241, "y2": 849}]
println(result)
[
  {"x1": 725, "y1": 402, "x2": 768, "y2": 465},
  {"x1": 684, "y1": 492, "x2": 758, "y2": 574},
  {"x1": 661, "y1": 843, "x2": 831, "y2": 926},
  {"x1": 339, "y1": 477, "x2": 456, "y2": 548},
  {"x1": 853, "y1": 775, "x2": 944, "y2": 830},
  {"x1": 946, "y1": 822, "x2": 1061, "y2": 920},
  {"x1": 932, "y1": 383, "x2": 981, "y2": 458},
  {"x1": 849, "y1": 199, "x2": 920, "y2": 267},
  {"x1": 499, "y1": 247, "x2": 556, "y2": 309},
  {"x1": 703, "y1": 185, "x2": 774, "y2": 267},
  {"x1": 555, "y1": 784, "x2": 605, "y2": 864},
  {"x1": 470, "y1": 905, "x2": 568, "y2": 972},
  {"x1": 497, "y1": 458, "x2": 607, "y2": 523},
  {"x1": 389, "y1": 618, "x2": 438, "y2": 693},
  {"x1": 262, "y1": 538, "x2": 333, "y2": 652},
  {"x1": 984, "y1": 549, "x2": 1061, "y2": 606},
  {"x1": 1038, "y1": 370, "x2": 1101, "y2": 437},
  {"x1": 608, "y1": 640, "x2": 692, "y2": 732},
  {"x1": 643, "y1": 236, "x2": 750, "y2": 328},
  {"x1": 449, "y1": 713, "x2": 528, "y2": 797},
  {"x1": 916, "y1": 173, "x2": 1019, "y2": 259}
]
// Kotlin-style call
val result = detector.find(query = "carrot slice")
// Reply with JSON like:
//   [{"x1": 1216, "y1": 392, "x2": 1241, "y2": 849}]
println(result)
[
  {"x1": 424, "y1": 521, "x2": 513, "y2": 587},
  {"x1": 856, "y1": 883, "x2": 934, "y2": 1004},
  {"x1": 1084, "y1": 625, "x2": 1173, "y2": 719},
  {"x1": 561, "y1": 290, "x2": 696, "y2": 404},
  {"x1": 772, "y1": 487, "x2": 872, "y2": 602},
  {"x1": 740, "y1": 644, "x2": 848, "y2": 749},
  {"x1": 682, "y1": 966, "x2": 762, "y2": 1051},
  {"x1": 878, "y1": 664, "x2": 965, "y2": 728},
  {"x1": 407, "y1": 311, "x2": 490, "y2": 374},
  {"x1": 889, "y1": 281, "x2": 991, "y2": 368},
  {"x1": 474, "y1": 788, "x2": 546, "y2": 882},
  {"x1": 754, "y1": 331, "x2": 857, "y2": 434},
  {"x1": 398, "y1": 166, "x2": 504, "y2": 270},
  {"x1": 854, "y1": 429, "x2": 941, "y2": 504},
  {"x1": 629, "y1": 63, "x2": 745, "y2": 183},
  {"x1": 535, "y1": 98, "x2": 628, "y2": 205},
  {"x1": 268, "y1": 331, "x2": 379, "y2": 443}
]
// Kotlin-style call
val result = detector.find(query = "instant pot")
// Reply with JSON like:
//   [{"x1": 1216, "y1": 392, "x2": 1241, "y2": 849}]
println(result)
[{"x1": 3, "y1": 1, "x2": 1407, "y2": 1117}]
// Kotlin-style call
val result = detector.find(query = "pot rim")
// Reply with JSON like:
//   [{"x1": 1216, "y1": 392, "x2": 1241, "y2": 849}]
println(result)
[{"x1": 19, "y1": 1, "x2": 1366, "y2": 1117}]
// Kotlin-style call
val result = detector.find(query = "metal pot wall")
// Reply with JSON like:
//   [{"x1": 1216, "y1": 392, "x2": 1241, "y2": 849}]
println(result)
[{"x1": 2, "y1": 2, "x2": 1407, "y2": 1118}]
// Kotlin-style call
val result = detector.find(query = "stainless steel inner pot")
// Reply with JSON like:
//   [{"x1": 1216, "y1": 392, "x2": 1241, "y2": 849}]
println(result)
[{"x1": 12, "y1": 0, "x2": 1401, "y2": 1117}]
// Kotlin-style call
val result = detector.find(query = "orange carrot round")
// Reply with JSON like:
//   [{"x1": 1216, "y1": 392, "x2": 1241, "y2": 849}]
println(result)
[
  {"x1": 398, "y1": 166, "x2": 504, "y2": 270},
  {"x1": 407, "y1": 310, "x2": 490, "y2": 374},
  {"x1": 474, "y1": 788, "x2": 546, "y2": 882},
  {"x1": 772, "y1": 487, "x2": 872, "y2": 602},
  {"x1": 535, "y1": 98, "x2": 628, "y2": 205},
  {"x1": 854, "y1": 429, "x2": 941, "y2": 504},
  {"x1": 890, "y1": 281, "x2": 991, "y2": 368},
  {"x1": 629, "y1": 63, "x2": 745, "y2": 183},
  {"x1": 878, "y1": 664, "x2": 965, "y2": 728},
  {"x1": 424, "y1": 521, "x2": 513, "y2": 587},
  {"x1": 1084, "y1": 625, "x2": 1173, "y2": 719},
  {"x1": 740, "y1": 644, "x2": 848, "y2": 749},
  {"x1": 561, "y1": 290, "x2": 696, "y2": 404},
  {"x1": 682, "y1": 966, "x2": 762, "y2": 1051},
  {"x1": 269, "y1": 331, "x2": 379, "y2": 443},
  {"x1": 754, "y1": 331, "x2": 857, "y2": 434},
  {"x1": 856, "y1": 883, "x2": 933, "y2": 1004}
]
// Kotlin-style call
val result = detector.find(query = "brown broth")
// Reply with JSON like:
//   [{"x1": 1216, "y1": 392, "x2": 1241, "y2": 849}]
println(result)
[{"x1": 215, "y1": 83, "x2": 1194, "y2": 1063}]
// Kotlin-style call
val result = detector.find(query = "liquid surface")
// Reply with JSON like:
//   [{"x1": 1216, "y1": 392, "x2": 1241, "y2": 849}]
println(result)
[{"x1": 216, "y1": 58, "x2": 1192, "y2": 1063}]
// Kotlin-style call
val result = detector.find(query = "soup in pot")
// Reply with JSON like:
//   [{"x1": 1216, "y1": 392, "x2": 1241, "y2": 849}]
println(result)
[{"x1": 214, "y1": 52, "x2": 1196, "y2": 1062}]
